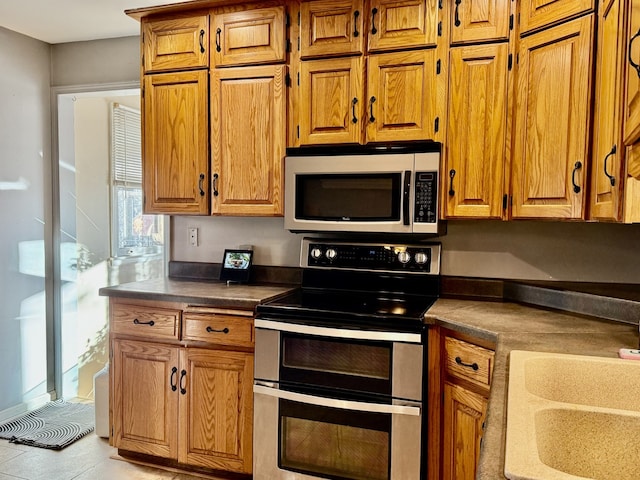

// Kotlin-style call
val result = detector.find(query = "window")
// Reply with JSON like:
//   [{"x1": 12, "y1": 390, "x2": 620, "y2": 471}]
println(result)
[{"x1": 111, "y1": 103, "x2": 163, "y2": 257}]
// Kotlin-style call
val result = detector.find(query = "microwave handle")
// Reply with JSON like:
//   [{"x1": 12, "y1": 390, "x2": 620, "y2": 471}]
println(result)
[{"x1": 403, "y1": 170, "x2": 411, "y2": 225}]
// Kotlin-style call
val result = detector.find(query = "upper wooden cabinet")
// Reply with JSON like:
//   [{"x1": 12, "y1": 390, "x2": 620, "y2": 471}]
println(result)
[
  {"x1": 518, "y1": 0, "x2": 594, "y2": 35},
  {"x1": 590, "y1": 0, "x2": 626, "y2": 221},
  {"x1": 450, "y1": 0, "x2": 511, "y2": 44},
  {"x1": 300, "y1": 0, "x2": 365, "y2": 58},
  {"x1": 142, "y1": 13, "x2": 209, "y2": 73},
  {"x1": 143, "y1": 70, "x2": 209, "y2": 215},
  {"x1": 511, "y1": 15, "x2": 594, "y2": 219},
  {"x1": 624, "y1": 0, "x2": 640, "y2": 144},
  {"x1": 367, "y1": 0, "x2": 438, "y2": 52},
  {"x1": 210, "y1": 65, "x2": 286, "y2": 215},
  {"x1": 211, "y1": 6, "x2": 286, "y2": 67}
]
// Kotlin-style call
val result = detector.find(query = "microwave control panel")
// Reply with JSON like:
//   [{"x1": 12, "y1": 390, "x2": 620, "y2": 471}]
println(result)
[{"x1": 414, "y1": 172, "x2": 438, "y2": 224}]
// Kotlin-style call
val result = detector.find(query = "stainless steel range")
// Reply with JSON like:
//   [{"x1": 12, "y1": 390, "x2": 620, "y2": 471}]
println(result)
[{"x1": 253, "y1": 238, "x2": 441, "y2": 480}]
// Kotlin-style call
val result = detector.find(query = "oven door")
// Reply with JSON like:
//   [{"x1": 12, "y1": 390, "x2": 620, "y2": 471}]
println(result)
[{"x1": 253, "y1": 384, "x2": 422, "y2": 480}]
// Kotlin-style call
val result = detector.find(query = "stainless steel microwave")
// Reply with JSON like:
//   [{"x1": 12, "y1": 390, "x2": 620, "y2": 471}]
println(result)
[{"x1": 284, "y1": 144, "x2": 442, "y2": 234}]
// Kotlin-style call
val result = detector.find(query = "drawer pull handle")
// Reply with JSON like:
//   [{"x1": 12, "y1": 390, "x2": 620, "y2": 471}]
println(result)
[
  {"x1": 629, "y1": 28, "x2": 640, "y2": 78},
  {"x1": 603, "y1": 144, "x2": 617, "y2": 187},
  {"x1": 180, "y1": 369, "x2": 187, "y2": 395},
  {"x1": 206, "y1": 326, "x2": 230, "y2": 334},
  {"x1": 371, "y1": 7, "x2": 378, "y2": 35},
  {"x1": 572, "y1": 161, "x2": 583, "y2": 194},
  {"x1": 133, "y1": 319, "x2": 155, "y2": 326},
  {"x1": 215, "y1": 28, "x2": 221, "y2": 53},
  {"x1": 170, "y1": 367, "x2": 178, "y2": 392},
  {"x1": 199, "y1": 29, "x2": 205, "y2": 53},
  {"x1": 353, "y1": 10, "x2": 360, "y2": 37},
  {"x1": 455, "y1": 356, "x2": 479, "y2": 371}
]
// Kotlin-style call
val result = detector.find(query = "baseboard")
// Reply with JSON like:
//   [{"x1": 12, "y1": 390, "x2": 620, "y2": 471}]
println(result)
[{"x1": 0, "y1": 393, "x2": 52, "y2": 423}]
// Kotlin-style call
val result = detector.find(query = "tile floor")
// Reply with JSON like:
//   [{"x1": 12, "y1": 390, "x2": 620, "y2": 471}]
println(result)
[{"x1": 0, "y1": 434, "x2": 211, "y2": 480}]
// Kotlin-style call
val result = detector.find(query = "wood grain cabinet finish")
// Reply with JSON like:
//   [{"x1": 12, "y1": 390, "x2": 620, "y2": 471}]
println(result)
[
  {"x1": 210, "y1": 65, "x2": 286, "y2": 215},
  {"x1": 444, "y1": 43, "x2": 508, "y2": 218},
  {"x1": 142, "y1": 14, "x2": 209, "y2": 72},
  {"x1": 449, "y1": 0, "x2": 510, "y2": 44},
  {"x1": 367, "y1": 0, "x2": 438, "y2": 52},
  {"x1": 211, "y1": 6, "x2": 286, "y2": 67},
  {"x1": 511, "y1": 15, "x2": 594, "y2": 219},
  {"x1": 111, "y1": 302, "x2": 180, "y2": 339},
  {"x1": 142, "y1": 70, "x2": 209, "y2": 215},
  {"x1": 624, "y1": 0, "x2": 640, "y2": 144},
  {"x1": 590, "y1": 0, "x2": 627, "y2": 221},
  {"x1": 300, "y1": 0, "x2": 365, "y2": 58},
  {"x1": 518, "y1": 0, "x2": 595, "y2": 35}
]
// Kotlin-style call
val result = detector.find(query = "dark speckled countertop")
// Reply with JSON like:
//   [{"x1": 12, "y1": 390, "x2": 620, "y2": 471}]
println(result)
[{"x1": 425, "y1": 299, "x2": 639, "y2": 480}]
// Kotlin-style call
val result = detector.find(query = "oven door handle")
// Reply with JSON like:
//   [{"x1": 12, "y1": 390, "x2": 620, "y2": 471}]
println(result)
[
  {"x1": 254, "y1": 383, "x2": 421, "y2": 416},
  {"x1": 254, "y1": 319, "x2": 422, "y2": 344}
]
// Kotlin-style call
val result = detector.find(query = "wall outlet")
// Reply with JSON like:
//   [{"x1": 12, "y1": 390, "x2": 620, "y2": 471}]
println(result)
[{"x1": 189, "y1": 227, "x2": 199, "y2": 247}]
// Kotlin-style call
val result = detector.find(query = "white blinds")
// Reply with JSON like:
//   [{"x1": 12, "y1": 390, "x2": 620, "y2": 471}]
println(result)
[{"x1": 111, "y1": 103, "x2": 142, "y2": 185}]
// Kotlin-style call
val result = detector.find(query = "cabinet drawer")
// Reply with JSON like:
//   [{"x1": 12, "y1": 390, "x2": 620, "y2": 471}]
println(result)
[
  {"x1": 444, "y1": 336, "x2": 494, "y2": 388},
  {"x1": 183, "y1": 313, "x2": 254, "y2": 347},
  {"x1": 111, "y1": 302, "x2": 180, "y2": 340}
]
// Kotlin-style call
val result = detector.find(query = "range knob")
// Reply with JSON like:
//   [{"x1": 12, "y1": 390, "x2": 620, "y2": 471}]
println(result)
[
  {"x1": 414, "y1": 252, "x2": 429, "y2": 265},
  {"x1": 310, "y1": 247, "x2": 323, "y2": 260},
  {"x1": 325, "y1": 248, "x2": 338, "y2": 261},
  {"x1": 397, "y1": 251, "x2": 411, "y2": 264}
]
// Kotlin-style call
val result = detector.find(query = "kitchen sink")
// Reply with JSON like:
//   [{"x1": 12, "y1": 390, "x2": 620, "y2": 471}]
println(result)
[{"x1": 505, "y1": 350, "x2": 640, "y2": 480}]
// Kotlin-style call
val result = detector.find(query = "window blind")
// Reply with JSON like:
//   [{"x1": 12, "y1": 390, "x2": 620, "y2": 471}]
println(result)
[{"x1": 111, "y1": 103, "x2": 142, "y2": 186}]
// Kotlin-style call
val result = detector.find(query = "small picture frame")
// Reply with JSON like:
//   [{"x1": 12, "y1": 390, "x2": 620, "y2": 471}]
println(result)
[{"x1": 219, "y1": 249, "x2": 253, "y2": 283}]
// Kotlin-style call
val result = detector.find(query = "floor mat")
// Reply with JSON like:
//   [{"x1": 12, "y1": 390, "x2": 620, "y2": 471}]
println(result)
[{"x1": 0, "y1": 399, "x2": 94, "y2": 450}]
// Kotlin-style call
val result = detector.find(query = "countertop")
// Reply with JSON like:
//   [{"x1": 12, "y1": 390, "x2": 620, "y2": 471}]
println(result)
[{"x1": 426, "y1": 298, "x2": 639, "y2": 480}]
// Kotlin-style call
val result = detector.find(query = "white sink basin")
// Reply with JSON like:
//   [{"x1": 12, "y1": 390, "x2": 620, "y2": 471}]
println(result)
[{"x1": 505, "y1": 350, "x2": 640, "y2": 480}]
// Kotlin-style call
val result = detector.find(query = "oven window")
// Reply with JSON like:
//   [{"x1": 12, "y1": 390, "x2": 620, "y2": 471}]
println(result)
[
  {"x1": 295, "y1": 173, "x2": 401, "y2": 221},
  {"x1": 281, "y1": 334, "x2": 392, "y2": 395},
  {"x1": 279, "y1": 399, "x2": 390, "y2": 480}
]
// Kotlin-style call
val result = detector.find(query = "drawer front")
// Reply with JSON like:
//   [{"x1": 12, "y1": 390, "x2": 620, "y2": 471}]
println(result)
[
  {"x1": 183, "y1": 313, "x2": 254, "y2": 347},
  {"x1": 444, "y1": 336, "x2": 494, "y2": 388},
  {"x1": 111, "y1": 303, "x2": 180, "y2": 340}
]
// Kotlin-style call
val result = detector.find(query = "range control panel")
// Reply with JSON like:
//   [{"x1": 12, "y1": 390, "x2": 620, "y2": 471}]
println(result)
[
  {"x1": 302, "y1": 238, "x2": 441, "y2": 274},
  {"x1": 414, "y1": 171, "x2": 438, "y2": 224}
]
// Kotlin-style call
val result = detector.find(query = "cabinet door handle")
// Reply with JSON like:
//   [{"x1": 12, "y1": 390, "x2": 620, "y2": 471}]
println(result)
[
  {"x1": 212, "y1": 173, "x2": 219, "y2": 197},
  {"x1": 133, "y1": 318, "x2": 155, "y2": 326},
  {"x1": 454, "y1": 0, "x2": 462, "y2": 27},
  {"x1": 572, "y1": 161, "x2": 583, "y2": 194},
  {"x1": 215, "y1": 28, "x2": 222, "y2": 53},
  {"x1": 353, "y1": 10, "x2": 360, "y2": 37},
  {"x1": 603, "y1": 144, "x2": 617, "y2": 187},
  {"x1": 206, "y1": 326, "x2": 230, "y2": 334},
  {"x1": 448, "y1": 169, "x2": 456, "y2": 196},
  {"x1": 369, "y1": 96, "x2": 376, "y2": 123},
  {"x1": 199, "y1": 29, "x2": 205, "y2": 53},
  {"x1": 198, "y1": 173, "x2": 205, "y2": 197},
  {"x1": 352, "y1": 97, "x2": 358, "y2": 124},
  {"x1": 179, "y1": 369, "x2": 187, "y2": 395},
  {"x1": 170, "y1": 366, "x2": 178, "y2": 392},
  {"x1": 629, "y1": 28, "x2": 640, "y2": 78},
  {"x1": 371, "y1": 7, "x2": 378, "y2": 35},
  {"x1": 455, "y1": 356, "x2": 479, "y2": 371}
]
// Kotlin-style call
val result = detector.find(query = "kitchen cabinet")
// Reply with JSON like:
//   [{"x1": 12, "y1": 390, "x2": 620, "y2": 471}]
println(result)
[
  {"x1": 590, "y1": 0, "x2": 627, "y2": 221},
  {"x1": 511, "y1": 14, "x2": 594, "y2": 219},
  {"x1": 624, "y1": 0, "x2": 640, "y2": 144},
  {"x1": 210, "y1": 65, "x2": 286, "y2": 215},
  {"x1": 367, "y1": 0, "x2": 438, "y2": 52},
  {"x1": 142, "y1": 70, "x2": 210, "y2": 215},
  {"x1": 109, "y1": 298, "x2": 254, "y2": 475},
  {"x1": 449, "y1": 0, "x2": 510, "y2": 44},
  {"x1": 142, "y1": 13, "x2": 209, "y2": 72},
  {"x1": 518, "y1": 0, "x2": 594, "y2": 35}
]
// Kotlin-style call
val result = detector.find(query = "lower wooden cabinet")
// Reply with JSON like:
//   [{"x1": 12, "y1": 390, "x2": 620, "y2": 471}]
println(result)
[{"x1": 109, "y1": 299, "x2": 254, "y2": 475}]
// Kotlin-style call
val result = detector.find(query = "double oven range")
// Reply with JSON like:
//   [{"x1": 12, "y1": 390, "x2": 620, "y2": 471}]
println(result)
[{"x1": 253, "y1": 238, "x2": 441, "y2": 480}]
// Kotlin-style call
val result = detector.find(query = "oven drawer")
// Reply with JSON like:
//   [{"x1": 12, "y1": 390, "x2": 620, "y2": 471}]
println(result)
[
  {"x1": 111, "y1": 302, "x2": 180, "y2": 340},
  {"x1": 444, "y1": 336, "x2": 494, "y2": 388},
  {"x1": 183, "y1": 312, "x2": 254, "y2": 347}
]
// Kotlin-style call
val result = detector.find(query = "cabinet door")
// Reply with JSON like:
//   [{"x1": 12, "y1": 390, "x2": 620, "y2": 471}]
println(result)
[
  {"x1": 445, "y1": 43, "x2": 508, "y2": 218},
  {"x1": 366, "y1": 49, "x2": 437, "y2": 142},
  {"x1": 511, "y1": 15, "x2": 594, "y2": 219},
  {"x1": 211, "y1": 65, "x2": 286, "y2": 215},
  {"x1": 590, "y1": 0, "x2": 626, "y2": 221},
  {"x1": 212, "y1": 6, "x2": 286, "y2": 67},
  {"x1": 518, "y1": 0, "x2": 594, "y2": 35},
  {"x1": 442, "y1": 382, "x2": 487, "y2": 480},
  {"x1": 142, "y1": 14, "x2": 209, "y2": 72},
  {"x1": 143, "y1": 70, "x2": 209, "y2": 214},
  {"x1": 300, "y1": 0, "x2": 365, "y2": 58},
  {"x1": 368, "y1": 0, "x2": 438, "y2": 52},
  {"x1": 450, "y1": 0, "x2": 510, "y2": 44},
  {"x1": 299, "y1": 56, "x2": 364, "y2": 144},
  {"x1": 112, "y1": 339, "x2": 179, "y2": 459},
  {"x1": 624, "y1": 1, "x2": 640, "y2": 143},
  {"x1": 178, "y1": 348, "x2": 254, "y2": 474}
]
